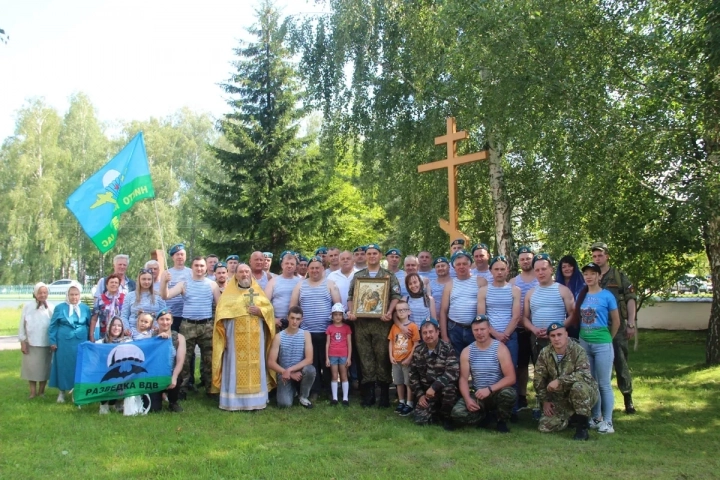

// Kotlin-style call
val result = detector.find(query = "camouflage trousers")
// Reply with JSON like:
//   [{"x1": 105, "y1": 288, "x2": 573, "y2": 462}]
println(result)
[
  {"x1": 538, "y1": 380, "x2": 599, "y2": 433},
  {"x1": 412, "y1": 384, "x2": 458, "y2": 425},
  {"x1": 613, "y1": 332, "x2": 633, "y2": 395},
  {"x1": 451, "y1": 387, "x2": 517, "y2": 424},
  {"x1": 355, "y1": 318, "x2": 392, "y2": 384},
  {"x1": 179, "y1": 319, "x2": 213, "y2": 392}
]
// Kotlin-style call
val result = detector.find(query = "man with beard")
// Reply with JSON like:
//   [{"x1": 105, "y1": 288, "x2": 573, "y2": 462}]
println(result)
[{"x1": 211, "y1": 263, "x2": 276, "y2": 411}]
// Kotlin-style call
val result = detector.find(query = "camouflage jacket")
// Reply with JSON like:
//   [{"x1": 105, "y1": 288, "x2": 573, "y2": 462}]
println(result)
[
  {"x1": 347, "y1": 266, "x2": 402, "y2": 312},
  {"x1": 409, "y1": 340, "x2": 459, "y2": 399},
  {"x1": 600, "y1": 266, "x2": 636, "y2": 322},
  {"x1": 533, "y1": 339, "x2": 597, "y2": 403}
]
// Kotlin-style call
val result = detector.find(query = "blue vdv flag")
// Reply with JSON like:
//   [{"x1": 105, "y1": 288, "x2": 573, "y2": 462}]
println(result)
[
  {"x1": 73, "y1": 337, "x2": 173, "y2": 405},
  {"x1": 65, "y1": 132, "x2": 155, "y2": 254}
]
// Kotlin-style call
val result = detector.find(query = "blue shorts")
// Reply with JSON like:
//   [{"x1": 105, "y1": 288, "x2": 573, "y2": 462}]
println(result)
[{"x1": 328, "y1": 356, "x2": 348, "y2": 366}]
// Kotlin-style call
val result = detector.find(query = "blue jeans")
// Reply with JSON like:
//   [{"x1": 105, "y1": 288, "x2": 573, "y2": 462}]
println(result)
[
  {"x1": 447, "y1": 321, "x2": 475, "y2": 356},
  {"x1": 580, "y1": 339, "x2": 614, "y2": 423}
]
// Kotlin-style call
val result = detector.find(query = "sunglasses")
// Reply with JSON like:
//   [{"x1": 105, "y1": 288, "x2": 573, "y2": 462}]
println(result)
[{"x1": 139, "y1": 268, "x2": 153, "y2": 274}]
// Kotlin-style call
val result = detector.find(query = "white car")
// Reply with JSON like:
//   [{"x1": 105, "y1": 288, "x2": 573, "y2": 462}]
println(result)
[{"x1": 47, "y1": 279, "x2": 75, "y2": 295}]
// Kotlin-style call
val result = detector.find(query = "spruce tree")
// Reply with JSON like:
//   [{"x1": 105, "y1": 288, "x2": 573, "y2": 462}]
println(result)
[{"x1": 200, "y1": 0, "x2": 330, "y2": 256}]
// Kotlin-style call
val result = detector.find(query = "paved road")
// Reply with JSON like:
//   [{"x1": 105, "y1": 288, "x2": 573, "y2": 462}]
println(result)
[{"x1": 0, "y1": 336, "x2": 20, "y2": 351}]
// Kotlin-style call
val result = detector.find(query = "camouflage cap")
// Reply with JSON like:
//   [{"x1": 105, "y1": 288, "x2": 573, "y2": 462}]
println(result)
[
  {"x1": 546, "y1": 322, "x2": 565, "y2": 335},
  {"x1": 590, "y1": 242, "x2": 609, "y2": 253}
]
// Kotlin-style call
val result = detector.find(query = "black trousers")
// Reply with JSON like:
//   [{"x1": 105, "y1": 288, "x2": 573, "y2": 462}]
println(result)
[
  {"x1": 149, "y1": 375, "x2": 183, "y2": 412},
  {"x1": 310, "y1": 332, "x2": 330, "y2": 394}
]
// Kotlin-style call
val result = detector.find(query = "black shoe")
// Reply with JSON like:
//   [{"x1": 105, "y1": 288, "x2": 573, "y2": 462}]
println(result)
[
  {"x1": 178, "y1": 391, "x2": 187, "y2": 401},
  {"x1": 574, "y1": 426, "x2": 589, "y2": 440},
  {"x1": 395, "y1": 403, "x2": 405, "y2": 414},
  {"x1": 361, "y1": 382, "x2": 376, "y2": 407},
  {"x1": 568, "y1": 414, "x2": 582, "y2": 427},
  {"x1": 330, "y1": 399, "x2": 338, "y2": 406},
  {"x1": 400, "y1": 404, "x2": 414, "y2": 417},
  {"x1": 624, "y1": 393, "x2": 636, "y2": 414},
  {"x1": 377, "y1": 382, "x2": 391, "y2": 408},
  {"x1": 169, "y1": 403, "x2": 183, "y2": 413},
  {"x1": 496, "y1": 421, "x2": 510, "y2": 433},
  {"x1": 518, "y1": 395, "x2": 528, "y2": 409},
  {"x1": 342, "y1": 400, "x2": 349, "y2": 407},
  {"x1": 442, "y1": 419, "x2": 455, "y2": 431}
]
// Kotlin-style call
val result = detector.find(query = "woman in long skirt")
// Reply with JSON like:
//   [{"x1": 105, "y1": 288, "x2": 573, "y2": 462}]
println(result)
[
  {"x1": 49, "y1": 281, "x2": 91, "y2": 403},
  {"x1": 18, "y1": 282, "x2": 54, "y2": 398}
]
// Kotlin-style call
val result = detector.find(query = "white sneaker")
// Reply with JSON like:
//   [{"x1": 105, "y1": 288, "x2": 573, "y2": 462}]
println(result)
[
  {"x1": 57, "y1": 392, "x2": 65, "y2": 403},
  {"x1": 298, "y1": 397, "x2": 314, "y2": 409},
  {"x1": 99, "y1": 404, "x2": 110, "y2": 415},
  {"x1": 588, "y1": 418, "x2": 602, "y2": 429},
  {"x1": 598, "y1": 421, "x2": 615, "y2": 434}
]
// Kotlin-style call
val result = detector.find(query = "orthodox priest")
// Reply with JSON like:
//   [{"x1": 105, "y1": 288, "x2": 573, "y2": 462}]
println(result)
[{"x1": 211, "y1": 263, "x2": 276, "y2": 411}]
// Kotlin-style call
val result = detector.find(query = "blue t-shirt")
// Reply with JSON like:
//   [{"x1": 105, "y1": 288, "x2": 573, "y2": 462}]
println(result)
[{"x1": 579, "y1": 289, "x2": 618, "y2": 344}]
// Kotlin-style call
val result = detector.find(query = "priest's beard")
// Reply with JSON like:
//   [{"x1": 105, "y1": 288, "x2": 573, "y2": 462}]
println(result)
[{"x1": 238, "y1": 279, "x2": 252, "y2": 289}]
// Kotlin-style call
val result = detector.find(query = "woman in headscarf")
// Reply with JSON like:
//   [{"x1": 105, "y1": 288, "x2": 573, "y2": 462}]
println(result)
[
  {"x1": 18, "y1": 282, "x2": 55, "y2": 398},
  {"x1": 49, "y1": 281, "x2": 92, "y2": 403},
  {"x1": 89, "y1": 273, "x2": 126, "y2": 341},
  {"x1": 555, "y1": 255, "x2": 585, "y2": 338},
  {"x1": 404, "y1": 273, "x2": 435, "y2": 328}
]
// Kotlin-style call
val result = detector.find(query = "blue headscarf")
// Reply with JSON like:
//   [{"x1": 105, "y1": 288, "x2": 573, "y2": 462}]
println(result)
[{"x1": 555, "y1": 255, "x2": 585, "y2": 298}]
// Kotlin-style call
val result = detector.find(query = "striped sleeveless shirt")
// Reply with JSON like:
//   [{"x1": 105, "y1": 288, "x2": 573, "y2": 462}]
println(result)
[
  {"x1": 470, "y1": 340, "x2": 502, "y2": 389},
  {"x1": 448, "y1": 277, "x2": 479, "y2": 325},
  {"x1": 529, "y1": 282, "x2": 567, "y2": 330},
  {"x1": 514, "y1": 275, "x2": 539, "y2": 319},
  {"x1": 473, "y1": 268, "x2": 494, "y2": 283},
  {"x1": 486, "y1": 283, "x2": 514, "y2": 332},
  {"x1": 271, "y1": 276, "x2": 301, "y2": 319},
  {"x1": 429, "y1": 279, "x2": 447, "y2": 319},
  {"x1": 181, "y1": 278, "x2": 214, "y2": 320},
  {"x1": 166, "y1": 266, "x2": 191, "y2": 318},
  {"x1": 254, "y1": 272, "x2": 271, "y2": 290},
  {"x1": 406, "y1": 296, "x2": 430, "y2": 327},
  {"x1": 395, "y1": 270, "x2": 407, "y2": 297},
  {"x1": 278, "y1": 329, "x2": 307, "y2": 369},
  {"x1": 299, "y1": 278, "x2": 332, "y2": 333}
]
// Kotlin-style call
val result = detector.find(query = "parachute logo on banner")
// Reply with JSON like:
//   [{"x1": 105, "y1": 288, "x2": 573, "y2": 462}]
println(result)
[{"x1": 73, "y1": 337, "x2": 172, "y2": 405}]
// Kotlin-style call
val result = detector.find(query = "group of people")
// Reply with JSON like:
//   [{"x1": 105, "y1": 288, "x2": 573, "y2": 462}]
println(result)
[{"x1": 18, "y1": 239, "x2": 637, "y2": 439}]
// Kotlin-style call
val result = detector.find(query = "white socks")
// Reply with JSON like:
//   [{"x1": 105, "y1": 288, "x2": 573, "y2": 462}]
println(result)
[
  {"x1": 341, "y1": 381, "x2": 349, "y2": 401},
  {"x1": 331, "y1": 381, "x2": 338, "y2": 401}
]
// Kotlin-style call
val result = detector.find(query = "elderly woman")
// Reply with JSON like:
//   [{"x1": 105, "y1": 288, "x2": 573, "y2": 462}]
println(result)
[
  {"x1": 18, "y1": 283, "x2": 55, "y2": 399},
  {"x1": 49, "y1": 281, "x2": 92, "y2": 403},
  {"x1": 120, "y1": 268, "x2": 167, "y2": 331},
  {"x1": 89, "y1": 273, "x2": 125, "y2": 341}
]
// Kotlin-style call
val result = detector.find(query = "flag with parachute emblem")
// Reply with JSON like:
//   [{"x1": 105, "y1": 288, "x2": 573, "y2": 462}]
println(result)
[{"x1": 65, "y1": 132, "x2": 155, "y2": 253}]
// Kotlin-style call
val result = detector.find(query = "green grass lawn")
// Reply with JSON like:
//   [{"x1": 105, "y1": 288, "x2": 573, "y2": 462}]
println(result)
[
  {"x1": 0, "y1": 330, "x2": 718, "y2": 479},
  {"x1": 0, "y1": 306, "x2": 22, "y2": 336}
]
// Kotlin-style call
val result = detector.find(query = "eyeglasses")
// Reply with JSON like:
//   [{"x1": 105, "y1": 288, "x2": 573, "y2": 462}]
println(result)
[{"x1": 397, "y1": 308, "x2": 410, "y2": 313}]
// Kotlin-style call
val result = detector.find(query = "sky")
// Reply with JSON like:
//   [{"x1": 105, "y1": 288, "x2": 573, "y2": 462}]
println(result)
[{"x1": 0, "y1": 0, "x2": 327, "y2": 141}]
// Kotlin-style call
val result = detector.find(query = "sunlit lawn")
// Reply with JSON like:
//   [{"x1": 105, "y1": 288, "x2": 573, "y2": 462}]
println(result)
[
  {"x1": 0, "y1": 306, "x2": 21, "y2": 336},
  {"x1": 0, "y1": 330, "x2": 718, "y2": 479}
]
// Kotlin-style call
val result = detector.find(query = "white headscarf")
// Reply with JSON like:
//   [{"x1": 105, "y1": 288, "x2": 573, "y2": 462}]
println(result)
[
  {"x1": 65, "y1": 280, "x2": 83, "y2": 305},
  {"x1": 33, "y1": 282, "x2": 49, "y2": 309}
]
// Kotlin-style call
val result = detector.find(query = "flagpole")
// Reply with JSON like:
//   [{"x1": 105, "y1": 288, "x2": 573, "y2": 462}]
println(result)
[{"x1": 153, "y1": 199, "x2": 168, "y2": 268}]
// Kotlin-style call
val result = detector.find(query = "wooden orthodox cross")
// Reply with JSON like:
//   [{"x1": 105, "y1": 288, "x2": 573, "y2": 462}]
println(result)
[{"x1": 417, "y1": 117, "x2": 488, "y2": 242}]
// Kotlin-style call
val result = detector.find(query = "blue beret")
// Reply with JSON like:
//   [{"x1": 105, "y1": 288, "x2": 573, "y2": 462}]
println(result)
[
  {"x1": 365, "y1": 243, "x2": 381, "y2": 252},
  {"x1": 433, "y1": 256, "x2": 449, "y2": 266},
  {"x1": 314, "y1": 246, "x2": 328, "y2": 255},
  {"x1": 169, "y1": 244, "x2": 185, "y2": 256},
  {"x1": 353, "y1": 245, "x2": 367, "y2": 253},
  {"x1": 489, "y1": 255, "x2": 509, "y2": 268},
  {"x1": 213, "y1": 262, "x2": 227, "y2": 271},
  {"x1": 263, "y1": 252, "x2": 273, "y2": 258},
  {"x1": 546, "y1": 322, "x2": 565, "y2": 335},
  {"x1": 451, "y1": 250, "x2": 473, "y2": 265},
  {"x1": 451, "y1": 238, "x2": 466, "y2": 247},
  {"x1": 421, "y1": 317, "x2": 440, "y2": 329},
  {"x1": 516, "y1": 246, "x2": 533, "y2": 255},
  {"x1": 472, "y1": 314, "x2": 489, "y2": 323},
  {"x1": 225, "y1": 255, "x2": 239, "y2": 262},
  {"x1": 532, "y1": 253, "x2": 552, "y2": 267},
  {"x1": 471, "y1": 243, "x2": 489, "y2": 254},
  {"x1": 385, "y1": 248, "x2": 401, "y2": 256}
]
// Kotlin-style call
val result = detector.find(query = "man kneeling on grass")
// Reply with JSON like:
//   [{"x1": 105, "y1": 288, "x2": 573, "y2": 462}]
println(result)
[
  {"x1": 533, "y1": 322, "x2": 599, "y2": 440},
  {"x1": 408, "y1": 318, "x2": 459, "y2": 430},
  {"x1": 267, "y1": 306, "x2": 316, "y2": 409},
  {"x1": 451, "y1": 315, "x2": 517, "y2": 433}
]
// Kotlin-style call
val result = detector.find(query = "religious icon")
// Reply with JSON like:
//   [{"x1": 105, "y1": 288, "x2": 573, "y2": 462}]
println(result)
[{"x1": 352, "y1": 278, "x2": 390, "y2": 318}]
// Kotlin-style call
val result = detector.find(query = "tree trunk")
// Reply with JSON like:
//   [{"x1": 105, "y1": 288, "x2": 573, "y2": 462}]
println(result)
[
  {"x1": 487, "y1": 138, "x2": 513, "y2": 262},
  {"x1": 705, "y1": 214, "x2": 720, "y2": 365}
]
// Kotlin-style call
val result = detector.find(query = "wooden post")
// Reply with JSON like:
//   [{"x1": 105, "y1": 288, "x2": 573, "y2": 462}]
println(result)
[
  {"x1": 417, "y1": 117, "x2": 488, "y2": 242},
  {"x1": 150, "y1": 249, "x2": 167, "y2": 277}
]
